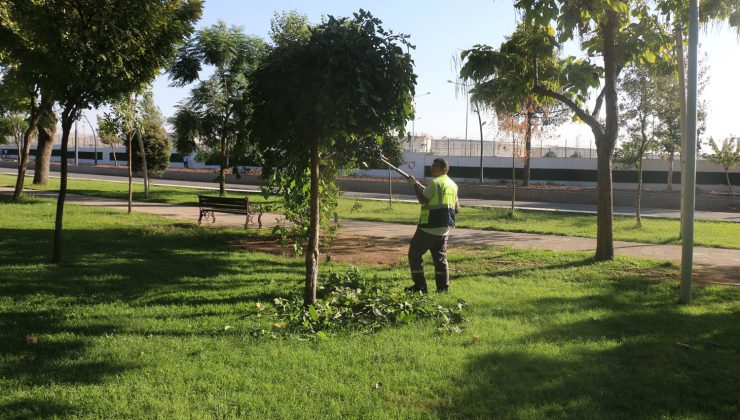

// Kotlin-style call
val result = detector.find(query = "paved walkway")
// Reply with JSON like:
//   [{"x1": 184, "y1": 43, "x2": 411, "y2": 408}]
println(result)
[
  {"x1": 2, "y1": 168, "x2": 738, "y2": 222},
  {"x1": 5, "y1": 186, "x2": 739, "y2": 269}
]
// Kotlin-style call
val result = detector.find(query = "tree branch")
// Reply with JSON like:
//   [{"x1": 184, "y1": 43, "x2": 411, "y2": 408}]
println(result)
[
  {"x1": 533, "y1": 86, "x2": 604, "y2": 138},
  {"x1": 591, "y1": 64, "x2": 624, "y2": 118},
  {"x1": 591, "y1": 86, "x2": 606, "y2": 118}
]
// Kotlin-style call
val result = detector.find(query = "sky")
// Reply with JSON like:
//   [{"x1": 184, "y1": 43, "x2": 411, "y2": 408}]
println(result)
[{"x1": 87, "y1": 0, "x2": 740, "y2": 146}]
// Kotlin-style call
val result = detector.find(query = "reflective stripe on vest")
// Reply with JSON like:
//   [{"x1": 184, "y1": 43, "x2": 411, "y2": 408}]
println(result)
[{"x1": 419, "y1": 175, "x2": 458, "y2": 228}]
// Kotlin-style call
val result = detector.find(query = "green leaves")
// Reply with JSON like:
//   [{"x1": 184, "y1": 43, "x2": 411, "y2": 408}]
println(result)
[
  {"x1": 168, "y1": 23, "x2": 267, "y2": 161},
  {"x1": 705, "y1": 136, "x2": 740, "y2": 171},
  {"x1": 606, "y1": 0, "x2": 630, "y2": 14},
  {"x1": 248, "y1": 10, "x2": 417, "y2": 273},
  {"x1": 267, "y1": 267, "x2": 467, "y2": 336},
  {"x1": 0, "y1": 0, "x2": 203, "y2": 111}
]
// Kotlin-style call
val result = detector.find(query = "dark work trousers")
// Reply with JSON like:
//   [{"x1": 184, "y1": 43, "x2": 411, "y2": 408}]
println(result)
[{"x1": 408, "y1": 228, "x2": 449, "y2": 291}]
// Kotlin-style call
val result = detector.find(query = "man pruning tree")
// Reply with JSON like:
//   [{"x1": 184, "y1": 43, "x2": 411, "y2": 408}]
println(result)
[{"x1": 405, "y1": 158, "x2": 460, "y2": 293}]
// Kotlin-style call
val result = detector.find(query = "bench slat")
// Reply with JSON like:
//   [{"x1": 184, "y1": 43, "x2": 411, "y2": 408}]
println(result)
[{"x1": 199, "y1": 196, "x2": 247, "y2": 205}]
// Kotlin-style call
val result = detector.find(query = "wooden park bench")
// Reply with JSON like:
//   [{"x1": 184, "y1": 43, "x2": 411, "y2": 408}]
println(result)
[{"x1": 198, "y1": 195, "x2": 280, "y2": 229}]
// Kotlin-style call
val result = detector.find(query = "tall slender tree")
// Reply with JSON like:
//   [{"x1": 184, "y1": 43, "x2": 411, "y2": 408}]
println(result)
[
  {"x1": 169, "y1": 22, "x2": 267, "y2": 197},
  {"x1": 617, "y1": 64, "x2": 664, "y2": 227},
  {"x1": 653, "y1": 56, "x2": 708, "y2": 191},
  {"x1": 461, "y1": 24, "x2": 562, "y2": 188}
]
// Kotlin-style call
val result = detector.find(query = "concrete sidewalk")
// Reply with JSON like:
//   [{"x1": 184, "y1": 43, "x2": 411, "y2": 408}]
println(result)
[
  {"x1": 5, "y1": 186, "x2": 739, "y2": 269},
  {"x1": 2, "y1": 168, "x2": 738, "y2": 222}
]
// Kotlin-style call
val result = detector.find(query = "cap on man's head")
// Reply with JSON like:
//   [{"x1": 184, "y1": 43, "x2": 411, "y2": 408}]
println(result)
[{"x1": 431, "y1": 158, "x2": 449, "y2": 171}]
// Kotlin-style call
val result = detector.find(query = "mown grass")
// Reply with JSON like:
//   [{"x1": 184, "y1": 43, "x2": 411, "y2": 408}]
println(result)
[
  {"x1": 3, "y1": 173, "x2": 739, "y2": 249},
  {"x1": 1, "y1": 194, "x2": 740, "y2": 418}
]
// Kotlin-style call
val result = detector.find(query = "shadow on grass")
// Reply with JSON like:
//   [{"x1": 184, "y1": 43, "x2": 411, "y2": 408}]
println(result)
[
  {"x1": 0, "y1": 219, "x2": 305, "y2": 413},
  {"x1": 0, "y1": 397, "x2": 78, "y2": 419},
  {"x1": 0, "y1": 226, "x2": 303, "y2": 301},
  {"x1": 450, "y1": 248, "x2": 597, "y2": 280},
  {"x1": 438, "y1": 278, "x2": 740, "y2": 419}
]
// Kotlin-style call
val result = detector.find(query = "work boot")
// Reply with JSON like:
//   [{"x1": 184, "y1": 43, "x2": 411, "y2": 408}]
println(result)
[
  {"x1": 435, "y1": 287, "x2": 449, "y2": 293},
  {"x1": 404, "y1": 285, "x2": 428, "y2": 294}
]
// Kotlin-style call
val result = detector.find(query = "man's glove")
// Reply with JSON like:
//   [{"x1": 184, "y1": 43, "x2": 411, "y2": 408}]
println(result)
[{"x1": 406, "y1": 175, "x2": 417, "y2": 185}]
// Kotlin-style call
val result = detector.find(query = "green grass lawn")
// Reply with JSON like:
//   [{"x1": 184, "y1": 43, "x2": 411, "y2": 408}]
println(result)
[
  {"x1": 3, "y1": 173, "x2": 739, "y2": 249},
  {"x1": 2, "y1": 195, "x2": 740, "y2": 418}
]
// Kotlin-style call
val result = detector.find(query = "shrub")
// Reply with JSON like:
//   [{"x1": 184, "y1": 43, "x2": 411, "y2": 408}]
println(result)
[{"x1": 130, "y1": 132, "x2": 171, "y2": 174}]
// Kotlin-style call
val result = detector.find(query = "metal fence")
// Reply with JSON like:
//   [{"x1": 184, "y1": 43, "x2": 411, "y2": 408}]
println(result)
[{"x1": 405, "y1": 137, "x2": 670, "y2": 159}]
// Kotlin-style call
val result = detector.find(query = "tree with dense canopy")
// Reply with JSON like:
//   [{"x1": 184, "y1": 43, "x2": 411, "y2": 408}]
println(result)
[
  {"x1": 249, "y1": 10, "x2": 416, "y2": 305},
  {"x1": 0, "y1": 0, "x2": 202, "y2": 262},
  {"x1": 169, "y1": 21, "x2": 267, "y2": 197},
  {"x1": 468, "y1": 0, "x2": 672, "y2": 261}
]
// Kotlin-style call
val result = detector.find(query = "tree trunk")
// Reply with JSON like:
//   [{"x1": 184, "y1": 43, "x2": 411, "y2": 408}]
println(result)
[
  {"x1": 477, "y1": 107, "x2": 484, "y2": 184},
  {"x1": 219, "y1": 138, "x2": 226, "y2": 197},
  {"x1": 127, "y1": 133, "x2": 133, "y2": 214},
  {"x1": 33, "y1": 98, "x2": 56, "y2": 185},
  {"x1": 727, "y1": 169, "x2": 734, "y2": 196},
  {"x1": 595, "y1": 12, "x2": 619, "y2": 262},
  {"x1": 52, "y1": 112, "x2": 75, "y2": 263},
  {"x1": 523, "y1": 111, "x2": 533, "y2": 187},
  {"x1": 111, "y1": 143, "x2": 118, "y2": 166},
  {"x1": 667, "y1": 150, "x2": 674, "y2": 191},
  {"x1": 511, "y1": 130, "x2": 516, "y2": 213},
  {"x1": 33, "y1": 129, "x2": 54, "y2": 185},
  {"x1": 636, "y1": 158, "x2": 643, "y2": 228},
  {"x1": 13, "y1": 97, "x2": 41, "y2": 201},
  {"x1": 595, "y1": 146, "x2": 615, "y2": 260},
  {"x1": 136, "y1": 130, "x2": 149, "y2": 197},
  {"x1": 304, "y1": 139, "x2": 320, "y2": 306},
  {"x1": 15, "y1": 138, "x2": 21, "y2": 164}
]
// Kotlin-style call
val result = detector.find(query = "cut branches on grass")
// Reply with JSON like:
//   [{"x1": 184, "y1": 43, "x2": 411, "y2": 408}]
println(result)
[{"x1": 264, "y1": 267, "x2": 466, "y2": 337}]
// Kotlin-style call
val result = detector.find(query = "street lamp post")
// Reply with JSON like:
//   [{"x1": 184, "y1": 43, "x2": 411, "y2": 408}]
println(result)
[
  {"x1": 412, "y1": 91, "x2": 431, "y2": 138},
  {"x1": 74, "y1": 121, "x2": 78, "y2": 166},
  {"x1": 447, "y1": 80, "x2": 471, "y2": 154},
  {"x1": 80, "y1": 114, "x2": 98, "y2": 165},
  {"x1": 449, "y1": 79, "x2": 486, "y2": 179}
]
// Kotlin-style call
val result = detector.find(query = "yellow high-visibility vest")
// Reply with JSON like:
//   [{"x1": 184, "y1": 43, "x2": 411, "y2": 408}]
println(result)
[{"x1": 419, "y1": 174, "x2": 458, "y2": 228}]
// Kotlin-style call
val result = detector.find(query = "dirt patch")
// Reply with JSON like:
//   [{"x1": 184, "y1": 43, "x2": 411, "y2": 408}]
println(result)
[
  {"x1": 694, "y1": 266, "x2": 740, "y2": 287},
  {"x1": 231, "y1": 236, "x2": 740, "y2": 286},
  {"x1": 231, "y1": 235, "x2": 408, "y2": 265}
]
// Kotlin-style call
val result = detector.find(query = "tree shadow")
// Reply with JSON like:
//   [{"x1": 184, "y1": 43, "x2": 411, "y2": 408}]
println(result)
[
  {"x1": 0, "y1": 217, "x2": 309, "y2": 416},
  {"x1": 0, "y1": 397, "x2": 78, "y2": 419},
  {"x1": 438, "y1": 277, "x2": 740, "y2": 418},
  {"x1": 0, "y1": 226, "x2": 303, "y2": 302}
]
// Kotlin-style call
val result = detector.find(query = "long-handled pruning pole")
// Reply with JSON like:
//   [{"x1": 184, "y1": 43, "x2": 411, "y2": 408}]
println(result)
[{"x1": 379, "y1": 153, "x2": 422, "y2": 187}]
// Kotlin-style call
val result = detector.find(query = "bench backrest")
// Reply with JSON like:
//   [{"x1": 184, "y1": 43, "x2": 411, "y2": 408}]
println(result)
[{"x1": 198, "y1": 195, "x2": 249, "y2": 214}]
